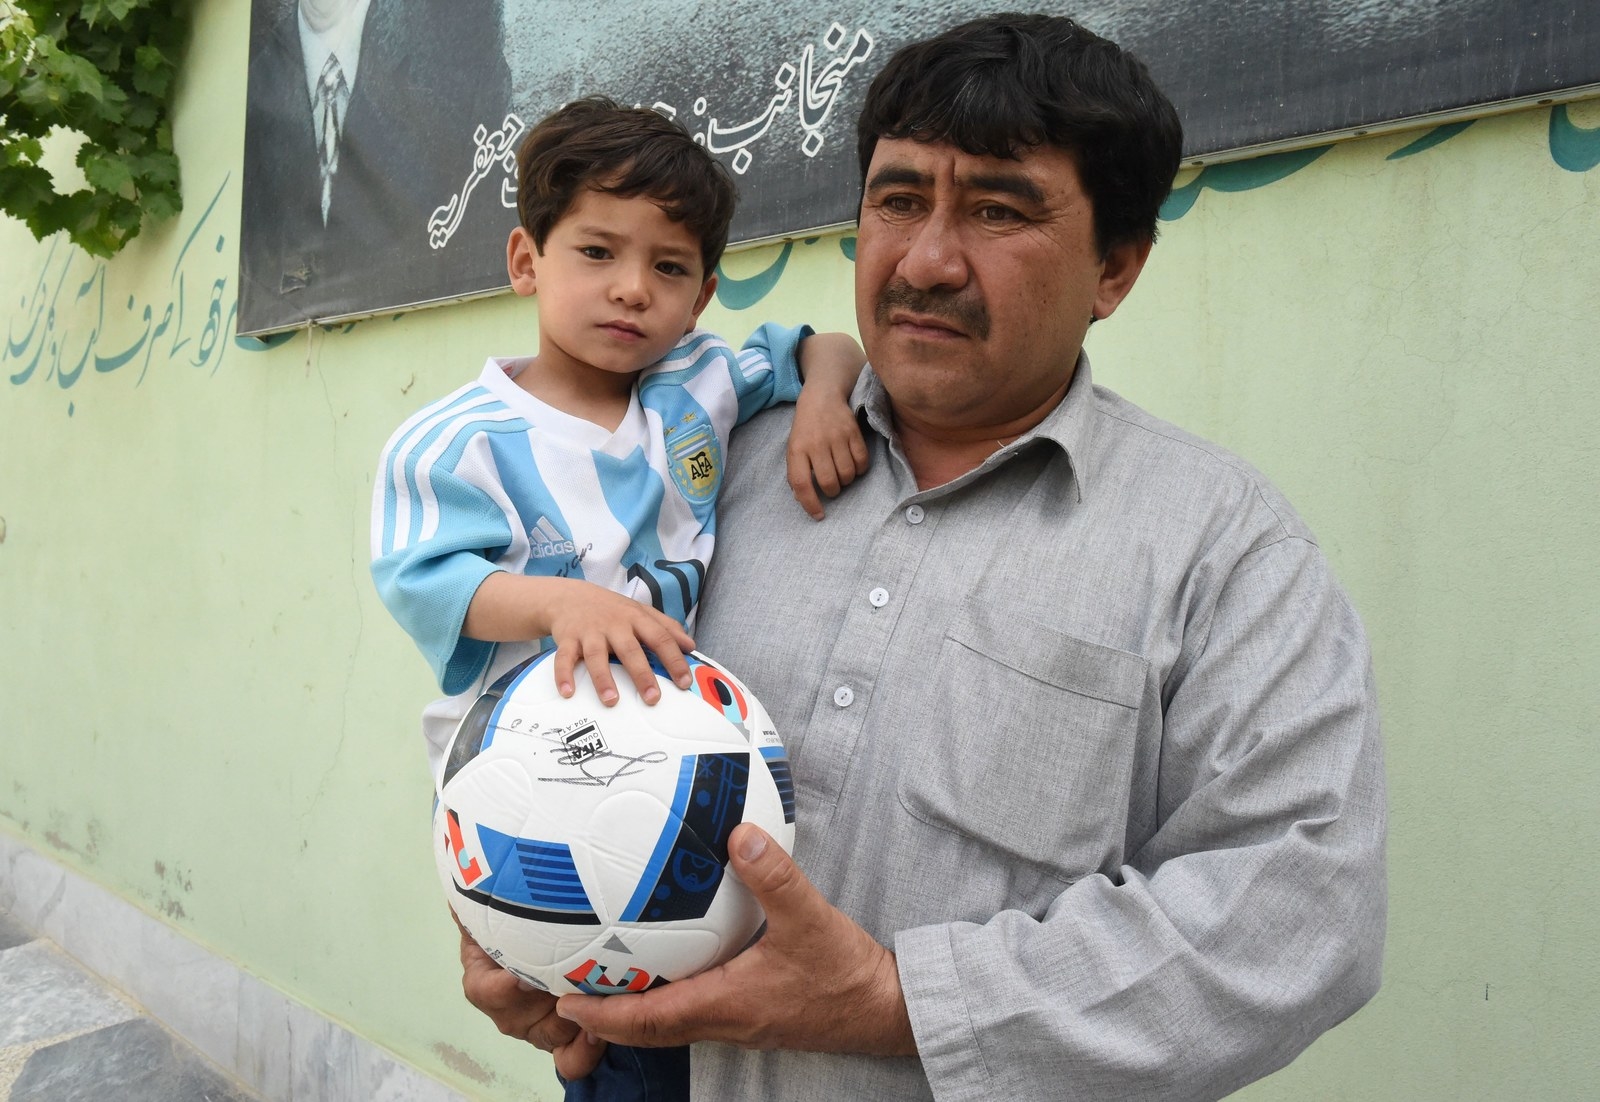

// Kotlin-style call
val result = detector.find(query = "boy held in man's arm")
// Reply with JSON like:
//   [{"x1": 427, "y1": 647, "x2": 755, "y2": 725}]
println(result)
[{"x1": 369, "y1": 96, "x2": 865, "y2": 1101}]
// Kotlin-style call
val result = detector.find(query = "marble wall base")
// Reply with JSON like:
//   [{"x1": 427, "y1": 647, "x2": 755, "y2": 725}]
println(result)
[{"x1": 0, "y1": 834, "x2": 466, "y2": 1102}]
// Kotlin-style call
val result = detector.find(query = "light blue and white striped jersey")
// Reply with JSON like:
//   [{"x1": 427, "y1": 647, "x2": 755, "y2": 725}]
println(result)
[{"x1": 371, "y1": 323, "x2": 806, "y2": 770}]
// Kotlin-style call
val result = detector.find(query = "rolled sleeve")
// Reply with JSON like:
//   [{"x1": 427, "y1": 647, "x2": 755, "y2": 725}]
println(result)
[{"x1": 897, "y1": 923, "x2": 989, "y2": 1094}]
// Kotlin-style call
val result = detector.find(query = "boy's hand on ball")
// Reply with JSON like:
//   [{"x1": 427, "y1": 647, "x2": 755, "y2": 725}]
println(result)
[
  {"x1": 462, "y1": 574, "x2": 695, "y2": 705},
  {"x1": 553, "y1": 823, "x2": 916, "y2": 1056},
  {"x1": 457, "y1": 918, "x2": 608, "y2": 1078},
  {"x1": 544, "y1": 583, "x2": 695, "y2": 705}
]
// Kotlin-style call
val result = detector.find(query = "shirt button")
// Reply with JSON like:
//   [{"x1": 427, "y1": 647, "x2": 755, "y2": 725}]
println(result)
[
  {"x1": 905, "y1": 504, "x2": 925, "y2": 524},
  {"x1": 868, "y1": 587, "x2": 889, "y2": 608},
  {"x1": 833, "y1": 685, "x2": 855, "y2": 708}
]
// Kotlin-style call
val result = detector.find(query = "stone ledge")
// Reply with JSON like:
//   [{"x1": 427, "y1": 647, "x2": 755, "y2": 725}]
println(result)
[{"x1": 0, "y1": 833, "x2": 466, "y2": 1102}]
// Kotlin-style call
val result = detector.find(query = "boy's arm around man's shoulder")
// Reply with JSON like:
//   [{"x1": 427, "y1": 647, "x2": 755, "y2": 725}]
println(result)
[
  {"x1": 789, "y1": 329, "x2": 870, "y2": 519},
  {"x1": 665, "y1": 322, "x2": 868, "y2": 518}
]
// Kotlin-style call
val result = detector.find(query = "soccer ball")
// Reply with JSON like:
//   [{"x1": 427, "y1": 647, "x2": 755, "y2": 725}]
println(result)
[{"x1": 434, "y1": 648, "x2": 796, "y2": 996}]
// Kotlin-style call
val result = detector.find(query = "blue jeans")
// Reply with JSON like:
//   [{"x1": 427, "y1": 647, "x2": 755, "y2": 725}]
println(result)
[{"x1": 561, "y1": 1043, "x2": 689, "y2": 1102}]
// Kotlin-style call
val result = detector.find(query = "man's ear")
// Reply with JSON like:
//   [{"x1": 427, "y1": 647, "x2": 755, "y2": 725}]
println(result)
[
  {"x1": 1091, "y1": 238, "x2": 1153, "y2": 322},
  {"x1": 507, "y1": 227, "x2": 539, "y2": 298},
  {"x1": 686, "y1": 273, "x2": 718, "y2": 331}
]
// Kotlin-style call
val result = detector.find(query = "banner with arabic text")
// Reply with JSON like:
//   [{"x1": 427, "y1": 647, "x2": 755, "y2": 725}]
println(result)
[{"x1": 238, "y1": 0, "x2": 1600, "y2": 336}]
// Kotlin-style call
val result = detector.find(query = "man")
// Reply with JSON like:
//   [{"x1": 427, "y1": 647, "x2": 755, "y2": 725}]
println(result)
[{"x1": 460, "y1": 14, "x2": 1387, "y2": 1100}]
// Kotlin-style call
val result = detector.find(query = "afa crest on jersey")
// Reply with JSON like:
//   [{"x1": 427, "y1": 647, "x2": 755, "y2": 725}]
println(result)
[{"x1": 667, "y1": 422, "x2": 721, "y2": 505}]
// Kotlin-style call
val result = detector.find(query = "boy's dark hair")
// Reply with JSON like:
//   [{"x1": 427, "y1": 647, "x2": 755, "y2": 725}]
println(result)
[
  {"x1": 516, "y1": 96, "x2": 738, "y2": 276},
  {"x1": 857, "y1": 13, "x2": 1182, "y2": 254}
]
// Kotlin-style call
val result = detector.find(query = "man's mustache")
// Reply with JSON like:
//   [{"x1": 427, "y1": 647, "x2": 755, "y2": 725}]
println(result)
[{"x1": 875, "y1": 281, "x2": 990, "y2": 339}]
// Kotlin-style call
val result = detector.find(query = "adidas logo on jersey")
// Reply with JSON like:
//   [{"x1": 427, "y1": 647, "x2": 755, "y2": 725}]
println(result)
[{"x1": 529, "y1": 516, "x2": 576, "y2": 558}]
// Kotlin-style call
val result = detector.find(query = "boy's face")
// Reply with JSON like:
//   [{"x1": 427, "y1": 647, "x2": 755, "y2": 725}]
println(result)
[{"x1": 507, "y1": 187, "x2": 717, "y2": 389}]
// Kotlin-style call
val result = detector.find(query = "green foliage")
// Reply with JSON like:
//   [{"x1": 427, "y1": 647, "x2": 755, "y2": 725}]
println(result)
[{"x1": 0, "y1": 0, "x2": 190, "y2": 257}]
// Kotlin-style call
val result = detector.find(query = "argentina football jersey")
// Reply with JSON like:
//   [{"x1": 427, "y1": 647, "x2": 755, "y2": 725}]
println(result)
[{"x1": 371, "y1": 324, "x2": 805, "y2": 773}]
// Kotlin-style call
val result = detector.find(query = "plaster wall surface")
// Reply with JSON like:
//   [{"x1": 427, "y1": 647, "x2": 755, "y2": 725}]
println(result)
[{"x1": 2, "y1": 2, "x2": 1597, "y2": 1098}]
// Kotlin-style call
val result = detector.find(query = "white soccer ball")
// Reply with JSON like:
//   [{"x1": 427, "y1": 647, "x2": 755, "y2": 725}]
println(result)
[{"x1": 434, "y1": 648, "x2": 795, "y2": 995}]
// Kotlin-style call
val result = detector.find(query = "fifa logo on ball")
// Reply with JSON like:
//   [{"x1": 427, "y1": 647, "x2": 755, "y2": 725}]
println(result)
[{"x1": 558, "y1": 719, "x2": 607, "y2": 764}]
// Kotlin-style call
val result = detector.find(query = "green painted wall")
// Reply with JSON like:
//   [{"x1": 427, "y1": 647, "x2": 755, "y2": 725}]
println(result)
[{"x1": 2, "y1": 2, "x2": 1596, "y2": 1098}]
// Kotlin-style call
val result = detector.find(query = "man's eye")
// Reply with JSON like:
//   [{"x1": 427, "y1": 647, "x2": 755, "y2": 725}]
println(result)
[
  {"x1": 878, "y1": 194, "x2": 918, "y2": 214},
  {"x1": 978, "y1": 204, "x2": 1021, "y2": 222}
]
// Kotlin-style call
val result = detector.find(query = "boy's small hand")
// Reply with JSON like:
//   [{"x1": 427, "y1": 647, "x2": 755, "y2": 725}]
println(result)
[
  {"x1": 545, "y1": 583, "x2": 695, "y2": 706},
  {"x1": 789, "y1": 330, "x2": 870, "y2": 519},
  {"x1": 787, "y1": 386, "x2": 870, "y2": 520}
]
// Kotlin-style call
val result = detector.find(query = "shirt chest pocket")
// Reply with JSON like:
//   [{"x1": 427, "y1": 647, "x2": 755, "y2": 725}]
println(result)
[{"x1": 896, "y1": 602, "x2": 1148, "y2": 882}]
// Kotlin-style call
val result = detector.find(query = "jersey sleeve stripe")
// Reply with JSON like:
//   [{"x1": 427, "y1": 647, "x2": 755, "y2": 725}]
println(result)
[
  {"x1": 409, "y1": 408, "x2": 531, "y2": 547},
  {"x1": 374, "y1": 388, "x2": 485, "y2": 556},
  {"x1": 379, "y1": 393, "x2": 517, "y2": 555},
  {"x1": 376, "y1": 388, "x2": 500, "y2": 555}
]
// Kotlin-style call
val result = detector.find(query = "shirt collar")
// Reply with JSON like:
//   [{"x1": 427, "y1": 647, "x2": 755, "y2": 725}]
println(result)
[
  {"x1": 851, "y1": 350, "x2": 1099, "y2": 502},
  {"x1": 298, "y1": 0, "x2": 373, "y2": 106}
]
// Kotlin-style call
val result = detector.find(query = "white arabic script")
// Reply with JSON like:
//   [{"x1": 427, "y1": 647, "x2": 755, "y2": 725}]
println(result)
[{"x1": 429, "y1": 112, "x2": 526, "y2": 250}]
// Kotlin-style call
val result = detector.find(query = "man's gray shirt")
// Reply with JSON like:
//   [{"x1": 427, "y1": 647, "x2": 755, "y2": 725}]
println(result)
[{"x1": 693, "y1": 355, "x2": 1387, "y2": 1101}]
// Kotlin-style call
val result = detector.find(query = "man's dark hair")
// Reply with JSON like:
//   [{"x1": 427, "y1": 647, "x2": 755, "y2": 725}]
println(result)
[
  {"x1": 516, "y1": 96, "x2": 737, "y2": 276},
  {"x1": 857, "y1": 13, "x2": 1182, "y2": 253}
]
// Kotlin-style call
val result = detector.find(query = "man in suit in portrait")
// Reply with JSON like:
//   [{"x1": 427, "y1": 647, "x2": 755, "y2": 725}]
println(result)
[{"x1": 239, "y1": 0, "x2": 515, "y2": 334}]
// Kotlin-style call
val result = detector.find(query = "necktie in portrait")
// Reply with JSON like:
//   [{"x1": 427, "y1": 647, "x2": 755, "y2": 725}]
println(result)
[{"x1": 315, "y1": 54, "x2": 348, "y2": 223}]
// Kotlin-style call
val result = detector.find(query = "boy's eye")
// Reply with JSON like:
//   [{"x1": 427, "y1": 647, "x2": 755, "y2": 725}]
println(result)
[
  {"x1": 579, "y1": 245, "x2": 610, "y2": 260},
  {"x1": 656, "y1": 261, "x2": 690, "y2": 277}
]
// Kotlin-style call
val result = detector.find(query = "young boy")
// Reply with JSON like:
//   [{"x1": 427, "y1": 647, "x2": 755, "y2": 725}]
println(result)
[{"x1": 369, "y1": 97, "x2": 866, "y2": 1100}]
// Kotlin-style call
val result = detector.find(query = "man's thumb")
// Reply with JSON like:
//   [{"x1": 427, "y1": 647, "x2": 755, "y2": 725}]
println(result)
[{"x1": 728, "y1": 823, "x2": 807, "y2": 911}]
